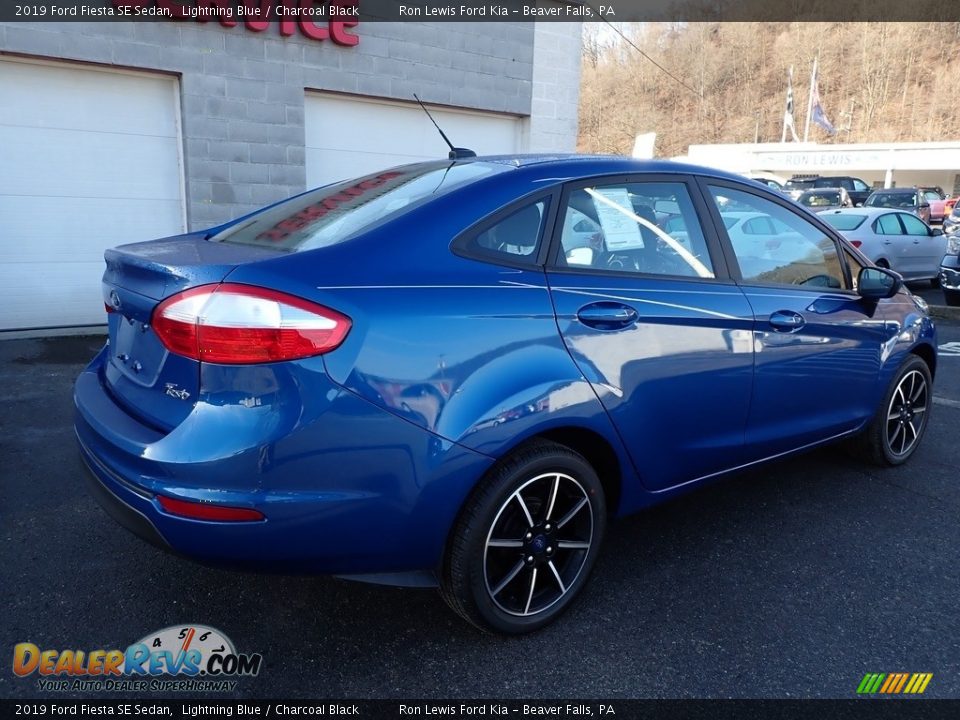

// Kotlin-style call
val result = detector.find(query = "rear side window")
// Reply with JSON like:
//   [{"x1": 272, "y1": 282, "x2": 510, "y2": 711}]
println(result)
[
  {"x1": 465, "y1": 200, "x2": 550, "y2": 264},
  {"x1": 874, "y1": 214, "x2": 903, "y2": 235}
]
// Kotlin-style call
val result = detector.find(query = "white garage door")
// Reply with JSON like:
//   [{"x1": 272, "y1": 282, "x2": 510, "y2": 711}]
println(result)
[
  {"x1": 305, "y1": 93, "x2": 524, "y2": 188},
  {"x1": 0, "y1": 58, "x2": 185, "y2": 331}
]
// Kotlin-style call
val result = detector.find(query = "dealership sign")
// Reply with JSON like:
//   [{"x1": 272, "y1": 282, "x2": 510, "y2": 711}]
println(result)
[
  {"x1": 752, "y1": 149, "x2": 888, "y2": 170},
  {"x1": 112, "y1": 0, "x2": 360, "y2": 45}
]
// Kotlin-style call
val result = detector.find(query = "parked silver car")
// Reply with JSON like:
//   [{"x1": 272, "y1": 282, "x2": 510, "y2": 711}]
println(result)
[{"x1": 820, "y1": 208, "x2": 946, "y2": 284}]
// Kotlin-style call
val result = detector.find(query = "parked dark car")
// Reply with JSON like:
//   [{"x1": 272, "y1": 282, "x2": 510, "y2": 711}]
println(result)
[
  {"x1": 784, "y1": 176, "x2": 816, "y2": 200},
  {"x1": 943, "y1": 203, "x2": 960, "y2": 236},
  {"x1": 812, "y1": 176, "x2": 873, "y2": 207},
  {"x1": 939, "y1": 233, "x2": 960, "y2": 306},
  {"x1": 865, "y1": 187, "x2": 931, "y2": 223},
  {"x1": 74, "y1": 155, "x2": 938, "y2": 634}
]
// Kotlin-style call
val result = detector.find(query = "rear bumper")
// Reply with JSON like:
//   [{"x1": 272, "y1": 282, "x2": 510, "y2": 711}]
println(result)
[
  {"x1": 79, "y1": 443, "x2": 170, "y2": 552},
  {"x1": 74, "y1": 350, "x2": 494, "y2": 577}
]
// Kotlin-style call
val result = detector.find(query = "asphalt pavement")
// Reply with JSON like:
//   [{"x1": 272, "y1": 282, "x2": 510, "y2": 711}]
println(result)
[{"x1": 2, "y1": 323, "x2": 959, "y2": 700}]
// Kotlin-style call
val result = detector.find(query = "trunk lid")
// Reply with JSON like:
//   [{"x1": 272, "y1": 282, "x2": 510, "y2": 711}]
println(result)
[{"x1": 101, "y1": 233, "x2": 284, "y2": 431}]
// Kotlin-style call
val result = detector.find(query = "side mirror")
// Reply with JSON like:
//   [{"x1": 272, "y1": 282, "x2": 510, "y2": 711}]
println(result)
[
  {"x1": 932, "y1": 227, "x2": 944, "y2": 237},
  {"x1": 858, "y1": 267, "x2": 902, "y2": 300},
  {"x1": 855, "y1": 202, "x2": 863, "y2": 207}
]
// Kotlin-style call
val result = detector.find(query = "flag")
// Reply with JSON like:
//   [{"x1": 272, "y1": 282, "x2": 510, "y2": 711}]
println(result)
[
  {"x1": 782, "y1": 67, "x2": 799, "y2": 142},
  {"x1": 810, "y1": 66, "x2": 836, "y2": 135}
]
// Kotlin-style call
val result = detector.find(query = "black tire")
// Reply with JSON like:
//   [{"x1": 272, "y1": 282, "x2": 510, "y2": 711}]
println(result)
[
  {"x1": 851, "y1": 355, "x2": 932, "y2": 466},
  {"x1": 875, "y1": 259, "x2": 890, "y2": 269},
  {"x1": 929, "y1": 276, "x2": 941, "y2": 289},
  {"x1": 944, "y1": 289, "x2": 960, "y2": 307},
  {"x1": 440, "y1": 440, "x2": 606, "y2": 634}
]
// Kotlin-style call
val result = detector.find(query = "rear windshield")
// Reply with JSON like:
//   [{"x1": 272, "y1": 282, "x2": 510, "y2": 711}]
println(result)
[
  {"x1": 866, "y1": 192, "x2": 913, "y2": 207},
  {"x1": 800, "y1": 191, "x2": 840, "y2": 206},
  {"x1": 211, "y1": 161, "x2": 508, "y2": 251},
  {"x1": 822, "y1": 214, "x2": 868, "y2": 231}
]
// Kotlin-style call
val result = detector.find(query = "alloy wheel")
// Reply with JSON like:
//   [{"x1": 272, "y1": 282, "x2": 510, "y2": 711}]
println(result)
[
  {"x1": 885, "y1": 369, "x2": 928, "y2": 458},
  {"x1": 483, "y1": 472, "x2": 594, "y2": 617}
]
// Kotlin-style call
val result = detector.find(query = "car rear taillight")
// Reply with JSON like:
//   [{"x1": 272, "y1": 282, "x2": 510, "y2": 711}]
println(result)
[
  {"x1": 157, "y1": 494, "x2": 265, "y2": 522},
  {"x1": 850, "y1": 240, "x2": 863, "y2": 248},
  {"x1": 152, "y1": 283, "x2": 351, "y2": 364}
]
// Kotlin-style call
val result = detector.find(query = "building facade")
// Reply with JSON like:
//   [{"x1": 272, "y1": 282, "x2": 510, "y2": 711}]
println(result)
[
  {"x1": 0, "y1": 19, "x2": 582, "y2": 330},
  {"x1": 684, "y1": 141, "x2": 960, "y2": 195}
]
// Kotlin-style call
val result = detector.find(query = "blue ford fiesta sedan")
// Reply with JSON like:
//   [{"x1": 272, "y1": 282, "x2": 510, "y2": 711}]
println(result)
[{"x1": 75, "y1": 155, "x2": 936, "y2": 633}]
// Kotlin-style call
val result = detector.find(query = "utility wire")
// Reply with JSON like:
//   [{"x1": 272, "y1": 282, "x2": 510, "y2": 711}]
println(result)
[{"x1": 579, "y1": 6, "x2": 703, "y2": 99}]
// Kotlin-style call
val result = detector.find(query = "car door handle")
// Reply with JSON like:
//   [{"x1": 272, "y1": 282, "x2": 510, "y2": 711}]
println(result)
[
  {"x1": 769, "y1": 310, "x2": 805, "y2": 332},
  {"x1": 577, "y1": 302, "x2": 639, "y2": 330}
]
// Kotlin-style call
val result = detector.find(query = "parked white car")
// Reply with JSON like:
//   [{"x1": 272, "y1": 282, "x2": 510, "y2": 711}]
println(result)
[{"x1": 820, "y1": 208, "x2": 947, "y2": 284}]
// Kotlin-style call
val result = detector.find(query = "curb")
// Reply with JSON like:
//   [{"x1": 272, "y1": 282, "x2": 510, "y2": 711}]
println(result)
[{"x1": 929, "y1": 305, "x2": 960, "y2": 322}]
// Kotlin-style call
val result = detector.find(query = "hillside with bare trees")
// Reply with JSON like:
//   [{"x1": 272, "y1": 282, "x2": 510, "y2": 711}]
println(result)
[{"x1": 578, "y1": 23, "x2": 960, "y2": 158}]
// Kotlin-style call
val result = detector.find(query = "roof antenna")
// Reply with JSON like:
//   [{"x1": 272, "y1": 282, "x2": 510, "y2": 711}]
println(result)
[{"x1": 414, "y1": 94, "x2": 477, "y2": 161}]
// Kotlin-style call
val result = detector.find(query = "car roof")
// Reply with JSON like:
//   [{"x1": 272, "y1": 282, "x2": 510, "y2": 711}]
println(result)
[
  {"x1": 718, "y1": 211, "x2": 766, "y2": 220},
  {"x1": 869, "y1": 187, "x2": 915, "y2": 194},
  {"x1": 459, "y1": 154, "x2": 749, "y2": 184},
  {"x1": 821, "y1": 207, "x2": 899, "y2": 217}
]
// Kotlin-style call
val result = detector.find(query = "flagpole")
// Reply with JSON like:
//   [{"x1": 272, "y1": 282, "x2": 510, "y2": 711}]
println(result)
[
  {"x1": 781, "y1": 67, "x2": 788, "y2": 143},
  {"x1": 803, "y1": 54, "x2": 817, "y2": 142}
]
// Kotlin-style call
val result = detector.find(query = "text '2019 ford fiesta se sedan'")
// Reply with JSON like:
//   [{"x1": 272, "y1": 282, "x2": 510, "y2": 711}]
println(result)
[{"x1": 75, "y1": 156, "x2": 936, "y2": 634}]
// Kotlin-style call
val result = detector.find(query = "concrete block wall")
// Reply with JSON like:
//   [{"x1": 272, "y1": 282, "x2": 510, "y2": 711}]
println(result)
[
  {"x1": 1, "y1": 20, "x2": 579, "y2": 231},
  {"x1": 526, "y1": 22, "x2": 582, "y2": 154}
]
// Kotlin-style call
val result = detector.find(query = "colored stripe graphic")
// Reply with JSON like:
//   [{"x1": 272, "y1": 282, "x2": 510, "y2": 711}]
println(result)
[
  {"x1": 893, "y1": 673, "x2": 910, "y2": 693},
  {"x1": 857, "y1": 673, "x2": 932, "y2": 694}
]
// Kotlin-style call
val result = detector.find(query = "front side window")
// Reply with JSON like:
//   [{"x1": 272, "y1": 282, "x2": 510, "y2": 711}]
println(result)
[
  {"x1": 853, "y1": 179, "x2": 870, "y2": 192},
  {"x1": 708, "y1": 186, "x2": 847, "y2": 289},
  {"x1": 898, "y1": 212, "x2": 930, "y2": 236},
  {"x1": 556, "y1": 181, "x2": 714, "y2": 278}
]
